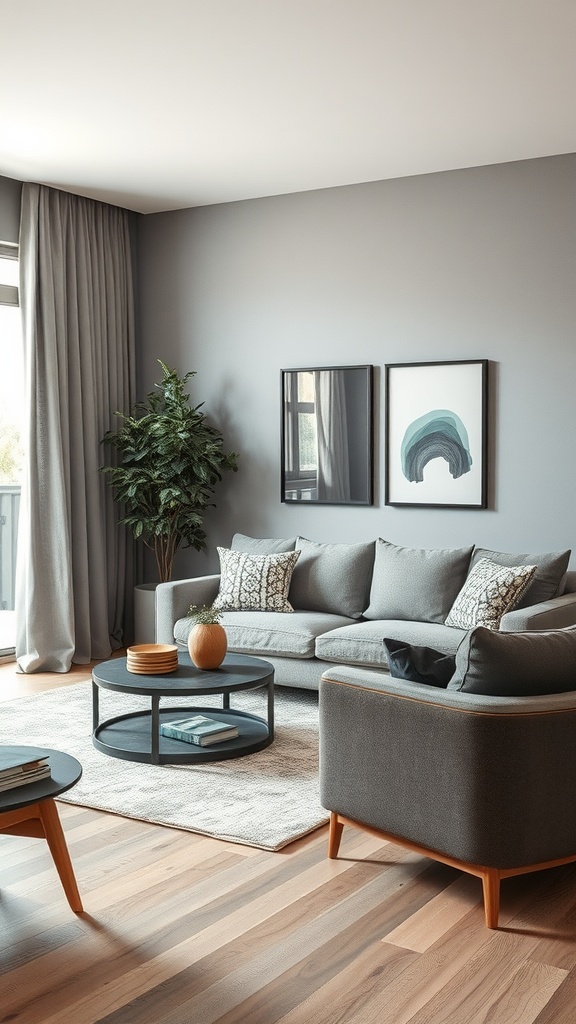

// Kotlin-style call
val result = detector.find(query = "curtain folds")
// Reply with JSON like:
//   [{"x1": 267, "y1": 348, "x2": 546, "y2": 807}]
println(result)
[
  {"x1": 16, "y1": 184, "x2": 136, "y2": 672},
  {"x1": 315, "y1": 370, "x2": 351, "y2": 503}
]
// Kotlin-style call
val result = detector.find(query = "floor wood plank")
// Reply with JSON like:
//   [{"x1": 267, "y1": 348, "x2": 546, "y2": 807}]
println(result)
[
  {"x1": 383, "y1": 872, "x2": 482, "y2": 951},
  {"x1": 2, "y1": 660, "x2": 576, "y2": 1024}
]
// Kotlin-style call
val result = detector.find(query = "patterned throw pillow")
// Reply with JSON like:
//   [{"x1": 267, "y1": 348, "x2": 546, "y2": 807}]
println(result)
[
  {"x1": 445, "y1": 558, "x2": 537, "y2": 631},
  {"x1": 214, "y1": 547, "x2": 300, "y2": 612}
]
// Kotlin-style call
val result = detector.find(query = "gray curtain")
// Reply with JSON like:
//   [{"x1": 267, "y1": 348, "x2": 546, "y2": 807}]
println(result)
[
  {"x1": 315, "y1": 370, "x2": 351, "y2": 502},
  {"x1": 16, "y1": 183, "x2": 136, "y2": 672}
]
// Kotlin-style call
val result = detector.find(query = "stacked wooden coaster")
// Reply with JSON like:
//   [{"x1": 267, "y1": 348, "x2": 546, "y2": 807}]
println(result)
[{"x1": 126, "y1": 643, "x2": 179, "y2": 675}]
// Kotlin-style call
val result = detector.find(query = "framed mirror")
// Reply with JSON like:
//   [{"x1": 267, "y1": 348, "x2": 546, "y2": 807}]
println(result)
[{"x1": 281, "y1": 365, "x2": 374, "y2": 505}]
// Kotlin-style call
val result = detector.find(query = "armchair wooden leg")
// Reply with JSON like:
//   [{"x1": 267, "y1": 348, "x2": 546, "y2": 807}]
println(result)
[
  {"x1": 328, "y1": 812, "x2": 344, "y2": 858},
  {"x1": 481, "y1": 868, "x2": 500, "y2": 929}
]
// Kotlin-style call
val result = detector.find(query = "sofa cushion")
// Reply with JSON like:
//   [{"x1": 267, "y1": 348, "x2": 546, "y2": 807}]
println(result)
[
  {"x1": 287, "y1": 537, "x2": 374, "y2": 619},
  {"x1": 363, "y1": 539, "x2": 473, "y2": 624},
  {"x1": 231, "y1": 532, "x2": 297, "y2": 554},
  {"x1": 315, "y1": 619, "x2": 466, "y2": 669},
  {"x1": 214, "y1": 547, "x2": 300, "y2": 612},
  {"x1": 174, "y1": 610, "x2": 355, "y2": 659},
  {"x1": 470, "y1": 547, "x2": 570, "y2": 608},
  {"x1": 383, "y1": 639, "x2": 456, "y2": 688},
  {"x1": 445, "y1": 558, "x2": 537, "y2": 631},
  {"x1": 448, "y1": 624, "x2": 576, "y2": 696}
]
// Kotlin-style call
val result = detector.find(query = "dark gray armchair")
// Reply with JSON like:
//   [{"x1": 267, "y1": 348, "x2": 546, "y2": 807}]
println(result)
[{"x1": 319, "y1": 663, "x2": 576, "y2": 928}]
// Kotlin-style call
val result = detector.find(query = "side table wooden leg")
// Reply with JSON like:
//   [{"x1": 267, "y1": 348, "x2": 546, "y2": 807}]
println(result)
[{"x1": 38, "y1": 798, "x2": 83, "y2": 913}]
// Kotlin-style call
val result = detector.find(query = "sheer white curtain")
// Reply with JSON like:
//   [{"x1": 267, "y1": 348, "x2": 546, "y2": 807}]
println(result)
[
  {"x1": 314, "y1": 370, "x2": 351, "y2": 502},
  {"x1": 16, "y1": 184, "x2": 136, "y2": 672}
]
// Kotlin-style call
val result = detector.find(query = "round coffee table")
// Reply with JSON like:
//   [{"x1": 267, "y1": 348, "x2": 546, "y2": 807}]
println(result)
[
  {"x1": 92, "y1": 652, "x2": 275, "y2": 765},
  {"x1": 0, "y1": 746, "x2": 83, "y2": 912}
]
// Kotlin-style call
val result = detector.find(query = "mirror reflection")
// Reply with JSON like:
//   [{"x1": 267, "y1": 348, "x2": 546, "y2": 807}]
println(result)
[{"x1": 281, "y1": 365, "x2": 373, "y2": 504}]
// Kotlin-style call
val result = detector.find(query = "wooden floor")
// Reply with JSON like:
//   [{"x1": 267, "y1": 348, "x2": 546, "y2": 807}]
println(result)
[{"x1": 1, "y1": 663, "x2": 576, "y2": 1023}]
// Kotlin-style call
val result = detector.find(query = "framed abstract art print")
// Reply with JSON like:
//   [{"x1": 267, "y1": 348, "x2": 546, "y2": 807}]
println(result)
[{"x1": 385, "y1": 360, "x2": 488, "y2": 509}]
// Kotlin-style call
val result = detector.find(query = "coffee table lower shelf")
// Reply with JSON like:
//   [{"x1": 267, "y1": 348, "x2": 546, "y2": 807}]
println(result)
[{"x1": 93, "y1": 706, "x2": 272, "y2": 765}]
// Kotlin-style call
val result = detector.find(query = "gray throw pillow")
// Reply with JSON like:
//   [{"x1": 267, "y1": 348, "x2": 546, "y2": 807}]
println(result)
[
  {"x1": 287, "y1": 537, "x2": 375, "y2": 619},
  {"x1": 383, "y1": 638, "x2": 455, "y2": 688},
  {"x1": 470, "y1": 547, "x2": 570, "y2": 608},
  {"x1": 231, "y1": 533, "x2": 297, "y2": 554},
  {"x1": 448, "y1": 624, "x2": 576, "y2": 696},
  {"x1": 363, "y1": 539, "x2": 474, "y2": 624}
]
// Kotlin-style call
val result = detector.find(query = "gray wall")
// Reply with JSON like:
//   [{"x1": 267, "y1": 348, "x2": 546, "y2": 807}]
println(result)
[
  {"x1": 137, "y1": 154, "x2": 576, "y2": 578},
  {"x1": 0, "y1": 175, "x2": 22, "y2": 243}
]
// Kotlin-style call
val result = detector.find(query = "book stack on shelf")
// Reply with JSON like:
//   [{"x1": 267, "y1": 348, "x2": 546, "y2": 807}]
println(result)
[
  {"x1": 160, "y1": 715, "x2": 239, "y2": 747},
  {"x1": 0, "y1": 749, "x2": 52, "y2": 793}
]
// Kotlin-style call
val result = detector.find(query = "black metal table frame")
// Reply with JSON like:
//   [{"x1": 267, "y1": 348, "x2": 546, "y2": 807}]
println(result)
[{"x1": 91, "y1": 657, "x2": 275, "y2": 765}]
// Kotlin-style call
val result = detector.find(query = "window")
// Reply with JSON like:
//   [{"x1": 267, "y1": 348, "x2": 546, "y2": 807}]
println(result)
[
  {"x1": 283, "y1": 370, "x2": 318, "y2": 500},
  {"x1": 0, "y1": 241, "x2": 23, "y2": 656}
]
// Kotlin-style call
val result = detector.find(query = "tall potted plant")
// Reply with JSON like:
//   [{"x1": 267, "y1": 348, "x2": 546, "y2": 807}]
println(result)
[{"x1": 101, "y1": 361, "x2": 239, "y2": 639}]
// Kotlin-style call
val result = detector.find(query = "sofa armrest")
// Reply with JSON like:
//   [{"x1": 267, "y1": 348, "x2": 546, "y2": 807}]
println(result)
[
  {"x1": 319, "y1": 665, "x2": 576, "y2": 869},
  {"x1": 155, "y1": 575, "x2": 221, "y2": 643},
  {"x1": 500, "y1": 591, "x2": 576, "y2": 632}
]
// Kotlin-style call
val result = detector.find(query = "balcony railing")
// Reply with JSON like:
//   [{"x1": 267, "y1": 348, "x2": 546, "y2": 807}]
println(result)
[{"x1": 0, "y1": 484, "x2": 20, "y2": 652}]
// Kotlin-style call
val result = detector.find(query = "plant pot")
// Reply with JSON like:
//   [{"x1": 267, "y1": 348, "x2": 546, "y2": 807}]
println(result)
[
  {"x1": 187, "y1": 623, "x2": 228, "y2": 670},
  {"x1": 134, "y1": 583, "x2": 158, "y2": 645}
]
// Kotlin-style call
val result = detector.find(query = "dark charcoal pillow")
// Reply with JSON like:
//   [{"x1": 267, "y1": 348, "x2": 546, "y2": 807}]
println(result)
[
  {"x1": 383, "y1": 638, "x2": 456, "y2": 688},
  {"x1": 470, "y1": 547, "x2": 570, "y2": 608},
  {"x1": 448, "y1": 624, "x2": 576, "y2": 696}
]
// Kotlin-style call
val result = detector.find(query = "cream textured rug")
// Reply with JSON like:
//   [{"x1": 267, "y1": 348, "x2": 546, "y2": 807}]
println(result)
[{"x1": 0, "y1": 682, "x2": 328, "y2": 850}]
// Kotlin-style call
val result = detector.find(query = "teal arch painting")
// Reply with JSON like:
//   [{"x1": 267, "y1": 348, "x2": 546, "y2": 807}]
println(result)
[{"x1": 401, "y1": 409, "x2": 472, "y2": 483}]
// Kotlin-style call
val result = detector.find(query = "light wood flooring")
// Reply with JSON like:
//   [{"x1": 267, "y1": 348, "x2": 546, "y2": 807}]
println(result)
[{"x1": 1, "y1": 660, "x2": 576, "y2": 1023}]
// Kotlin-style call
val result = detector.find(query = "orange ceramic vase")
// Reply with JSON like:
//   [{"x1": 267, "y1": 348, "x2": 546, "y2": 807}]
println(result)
[{"x1": 187, "y1": 623, "x2": 228, "y2": 670}]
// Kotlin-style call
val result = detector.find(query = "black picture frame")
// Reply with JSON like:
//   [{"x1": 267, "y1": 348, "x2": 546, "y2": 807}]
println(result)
[
  {"x1": 281, "y1": 364, "x2": 374, "y2": 505},
  {"x1": 385, "y1": 359, "x2": 488, "y2": 509}
]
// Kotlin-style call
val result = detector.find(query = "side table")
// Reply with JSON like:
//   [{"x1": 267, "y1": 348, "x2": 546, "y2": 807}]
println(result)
[{"x1": 0, "y1": 746, "x2": 83, "y2": 912}]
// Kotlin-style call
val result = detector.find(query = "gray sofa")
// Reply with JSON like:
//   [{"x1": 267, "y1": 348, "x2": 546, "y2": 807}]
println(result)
[
  {"x1": 155, "y1": 534, "x2": 576, "y2": 690},
  {"x1": 320, "y1": 625, "x2": 576, "y2": 927}
]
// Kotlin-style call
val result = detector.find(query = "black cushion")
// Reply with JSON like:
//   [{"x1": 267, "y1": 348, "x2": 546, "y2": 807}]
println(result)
[{"x1": 383, "y1": 638, "x2": 456, "y2": 688}]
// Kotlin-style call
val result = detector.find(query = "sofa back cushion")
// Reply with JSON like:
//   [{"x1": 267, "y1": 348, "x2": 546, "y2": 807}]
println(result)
[
  {"x1": 363, "y1": 539, "x2": 473, "y2": 624},
  {"x1": 231, "y1": 532, "x2": 297, "y2": 554},
  {"x1": 470, "y1": 547, "x2": 570, "y2": 608},
  {"x1": 288, "y1": 537, "x2": 375, "y2": 619},
  {"x1": 448, "y1": 624, "x2": 576, "y2": 696}
]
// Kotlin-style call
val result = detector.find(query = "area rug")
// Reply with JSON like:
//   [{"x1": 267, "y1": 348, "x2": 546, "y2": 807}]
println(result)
[{"x1": 0, "y1": 682, "x2": 328, "y2": 850}]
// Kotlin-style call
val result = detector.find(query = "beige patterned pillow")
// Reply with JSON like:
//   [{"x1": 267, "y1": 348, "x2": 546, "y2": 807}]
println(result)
[
  {"x1": 445, "y1": 557, "x2": 537, "y2": 631},
  {"x1": 214, "y1": 547, "x2": 300, "y2": 612}
]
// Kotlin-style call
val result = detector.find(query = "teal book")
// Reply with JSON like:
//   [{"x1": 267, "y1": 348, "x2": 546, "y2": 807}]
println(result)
[{"x1": 160, "y1": 715, "x2": 238, "y2": 746}]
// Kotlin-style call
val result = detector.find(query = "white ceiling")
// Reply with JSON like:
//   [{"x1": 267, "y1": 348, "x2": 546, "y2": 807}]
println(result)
[{"x1": 2, "y1": 0, "x2": 576, "y2": 215}]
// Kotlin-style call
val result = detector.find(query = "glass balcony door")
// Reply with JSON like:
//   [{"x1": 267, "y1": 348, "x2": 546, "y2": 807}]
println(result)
[{"x1": 0, "y1": 244, "x2": 23, "y2": 657}]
